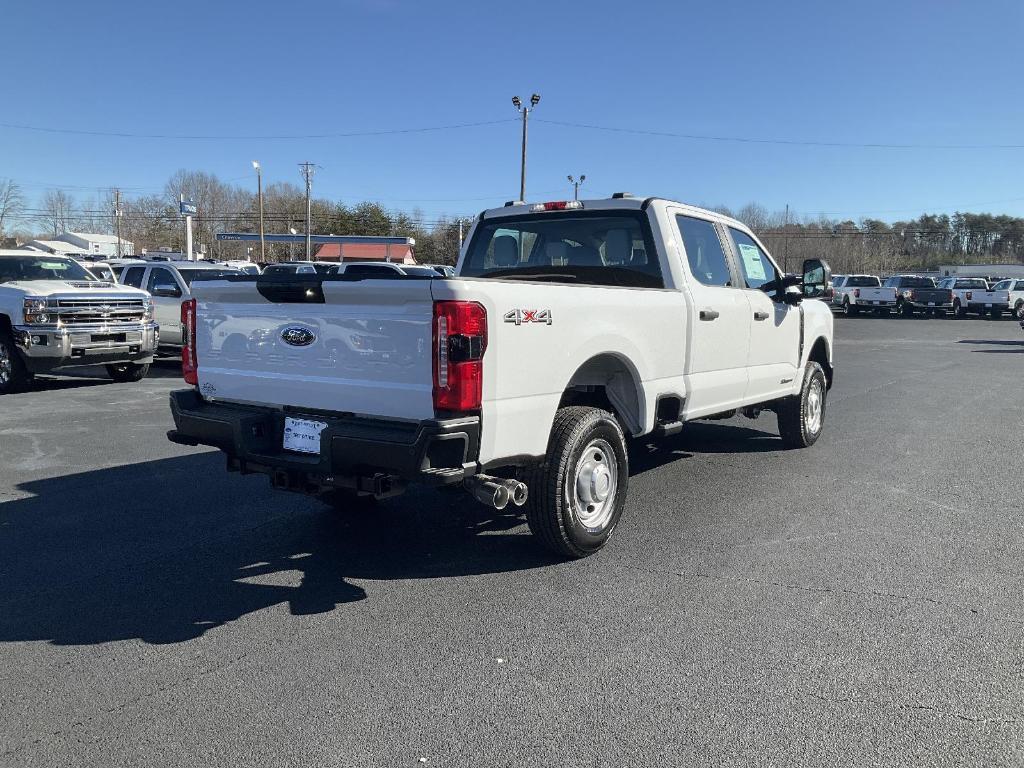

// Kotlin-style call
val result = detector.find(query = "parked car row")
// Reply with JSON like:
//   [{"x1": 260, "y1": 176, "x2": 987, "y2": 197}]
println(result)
[
  {"x1": 830, "y1": 273, "x2": 1023, "y2": 318},
  {"x1": 1, "y1": 253, "x2": 461, "y2": 394}
]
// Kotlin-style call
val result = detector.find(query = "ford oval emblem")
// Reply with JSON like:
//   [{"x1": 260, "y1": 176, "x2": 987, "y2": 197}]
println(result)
[{"x1": 281, "y1": 326, "x2": 316, "y2": 347}]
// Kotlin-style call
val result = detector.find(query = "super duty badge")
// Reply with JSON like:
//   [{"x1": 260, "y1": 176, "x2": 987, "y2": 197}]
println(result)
[{"x1": 504, "y1": 309, "x2": 552, "y2": 326}]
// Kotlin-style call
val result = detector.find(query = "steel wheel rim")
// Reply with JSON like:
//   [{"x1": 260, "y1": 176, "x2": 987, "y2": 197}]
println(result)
[
  {"x1": 806, "y1": 378, "x2": 824, "y2": 434},
  {"x1": 0, "y1": 341, "x2": 11, "y2": 386},
  {"x1": 569, "y1": 438, "x2": 618, "y2": 531}
]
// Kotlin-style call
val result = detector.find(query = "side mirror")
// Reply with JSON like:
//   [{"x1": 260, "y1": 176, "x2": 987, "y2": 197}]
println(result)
[{"x1": 802, "y1": 258, "x2": 831, "y2": 299}]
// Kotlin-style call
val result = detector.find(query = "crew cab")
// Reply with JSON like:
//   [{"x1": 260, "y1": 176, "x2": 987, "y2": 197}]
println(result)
[
  {"x1": 119, "y1": 261, "x2": 242, "y2": 348},
  {"x1": 886, "y1": 275, "x2": 953, "y2": 317},
  {"x1": 990, "y1": 278, "x2": 1024, "y2": 317},
  {"x1": 937, "y1": 277, "x2": 1011, "y2": 318},
  {"x1": 0, "y1": 250, "x2": 157, "y2": 393},
  {"x1": 831, "y1": 275, "x2": 881, "y2": 315},
  {"x1": 167, "y1": 197, "x2": 834, "y2": 558}
]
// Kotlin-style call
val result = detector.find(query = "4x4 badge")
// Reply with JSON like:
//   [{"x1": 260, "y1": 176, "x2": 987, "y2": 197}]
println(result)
[{"x1": 504, "y1": 309, "x2": 552, "y2": 326}]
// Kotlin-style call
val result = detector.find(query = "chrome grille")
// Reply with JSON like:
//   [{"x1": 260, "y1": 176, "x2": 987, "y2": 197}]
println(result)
[{"x1": 53, "y1": 298, "x2": 146, "y2": 325}]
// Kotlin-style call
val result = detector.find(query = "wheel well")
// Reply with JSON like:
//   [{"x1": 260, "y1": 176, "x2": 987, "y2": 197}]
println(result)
[
  {"x1": 559, "y1": 353, "x2": 644, "y2": 435},
  {"x1": 807, "y1": 337, "x2": 833, "y2": 389}
]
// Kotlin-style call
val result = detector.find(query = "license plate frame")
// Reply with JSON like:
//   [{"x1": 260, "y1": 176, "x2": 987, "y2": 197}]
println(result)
[{"x1": 283, "y1": 416, "x2": 328, "y2": 455}]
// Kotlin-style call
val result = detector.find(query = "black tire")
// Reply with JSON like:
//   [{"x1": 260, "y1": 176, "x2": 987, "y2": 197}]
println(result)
[
  {"x1": 952, "y1": 300, "x2": 965, "y2": 318},
  {"x1": 777, "y1": 361, "x2": 827, "y2": 449},
  {"x1": 523, "y1": 406, "x2": 629, "y2": 559},
  {"x1": 105, "y1": 362, "x2": 150, "y2": 382},
  {"x1": 1014, "y1": 300, "x2": 1024, "y2": 319},
  {"x1": 0, "y1": 331, "x2": 30, "y2": 394},
  {"x1": 842, "y1": 299, "x2": 858, "y2": 317}
]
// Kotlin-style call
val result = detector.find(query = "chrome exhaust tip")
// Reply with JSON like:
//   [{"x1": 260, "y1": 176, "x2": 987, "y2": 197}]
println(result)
[
  {"x1": 465, "y1": 476, "x2": 510, "y2": 511},
  {"x1": 502, "y1": 479, "x2": 529, "y2": 507}
]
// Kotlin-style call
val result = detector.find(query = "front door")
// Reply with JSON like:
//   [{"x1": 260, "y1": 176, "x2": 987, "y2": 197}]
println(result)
[
  {"x1": 146, "y1": 267, "x2": 185, "y2": 345},
  {"x1": 671, "y1": 211, "x2": 750, "y2": 417},
  {"x1": 724, "y1": 227, "x2": 801, "y2": 402}
]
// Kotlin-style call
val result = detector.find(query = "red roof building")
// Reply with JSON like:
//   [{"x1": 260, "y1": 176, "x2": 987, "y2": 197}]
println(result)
[{"x1": 314, "y1": 242, "x2": 416, "y2": 264}]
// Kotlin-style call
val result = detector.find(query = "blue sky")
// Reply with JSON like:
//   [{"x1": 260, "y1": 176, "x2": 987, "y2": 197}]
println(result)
[{"x1": 3, "y1": 0, "x2": 1023, "y2": 224}]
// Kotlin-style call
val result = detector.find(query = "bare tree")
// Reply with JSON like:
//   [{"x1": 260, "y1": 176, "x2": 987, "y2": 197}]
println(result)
[
  {"x1": 41, "y1": 189, "x2": 74, "y2": 238},
  {"x1": 0, "y1": 179, "x2": 25, "y2": 237}
]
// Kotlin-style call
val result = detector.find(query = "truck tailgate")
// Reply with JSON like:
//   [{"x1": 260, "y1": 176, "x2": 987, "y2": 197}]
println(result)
[{"x1": 191, "y1": 278, "x2": 437, "y2": 420}]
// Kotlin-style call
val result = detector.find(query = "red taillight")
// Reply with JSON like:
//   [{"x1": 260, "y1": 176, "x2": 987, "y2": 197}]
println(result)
[
  {"x1": 530, "y1": 200, "x2": 584, "y2": 212},
  {"x1": 854, "y1": 288, "x2": 860, "y2": 298},
  {"x1": 181, "y1": 298, "x2": 198, "y2": 385},
  {"x1": 433, "y1": 300, "x2": 486, "y2": 413}
]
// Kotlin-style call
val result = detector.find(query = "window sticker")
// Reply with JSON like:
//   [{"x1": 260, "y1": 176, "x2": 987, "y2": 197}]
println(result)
[{"x1": 738, "y1": 243, "x2": 766, "y2": 281}]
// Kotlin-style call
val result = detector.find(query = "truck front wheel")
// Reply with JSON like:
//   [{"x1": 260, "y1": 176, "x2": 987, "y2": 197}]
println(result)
[
  {"x1": 524, "y1": 406, "x2": 629, "y2": 559},
  {"x1": 777, "y1": 361, "x2": 827, "y2": 449},
  {"x1": 0, "y1": 332, "x2": 30, "y2": 394},
  {"x1": 105, "y1": 362, "x2": 150, "y2": 382}
]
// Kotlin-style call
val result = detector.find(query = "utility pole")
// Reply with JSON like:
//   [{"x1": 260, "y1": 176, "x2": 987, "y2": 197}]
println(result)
[
  {"x1": 299, "y1": 162, "x2": 315, "y2": 261},
  {"x1": 458, "y1": 219, "x2": 464, "y2": 251},
  {"x1": 114, "y1": 189, "x2": 122, "y2": 259},
  {"x1": 783, "y1": 203, "x2": 790, "y2": 274},
  {"x1": 512, "y1": 94, "x2": 540, "y2": 201},
  {"x1": 568, "y1": 174, "x2": 586, "y2": 201},
  {"x1": 252, "y1": 161, "x2": 265, "y2": 262}
]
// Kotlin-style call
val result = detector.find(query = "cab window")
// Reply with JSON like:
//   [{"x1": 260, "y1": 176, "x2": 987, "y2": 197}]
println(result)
[
  {"x1": 676, "y1": 216, "x2": 732, "y2": 287},
  {"x1": 122, "y1": 266, "x2": 145, "y2": 288},
  {"x1": 727, "y1": 228, "x2": 778, "y2": 290},
  {"x1": 147, "y1": 267, "x2": 182, "y2": 297}
]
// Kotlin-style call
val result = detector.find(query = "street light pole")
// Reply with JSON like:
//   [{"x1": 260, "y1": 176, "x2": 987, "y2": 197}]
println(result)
[
  {"x1": 568, "y1": 174, "x2": 586, "y2": 201},
  {"x1": 299, "y1": 162, "x2": 315, "y2": 261},
  {"x1": 252, "y1": 161, "x2": 265, "y2": 263},
  {"x1": 512, "y1": 94, "x2": 540, "y2": 201}
]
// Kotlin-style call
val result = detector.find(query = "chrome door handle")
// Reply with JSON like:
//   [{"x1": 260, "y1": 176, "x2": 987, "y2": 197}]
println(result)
[
  {"x1": 699, "y1": 309, "x2": 720, "y2": 321},
  {"x1": 753, "y1": 311, "x2": 770, "y2": 321}
]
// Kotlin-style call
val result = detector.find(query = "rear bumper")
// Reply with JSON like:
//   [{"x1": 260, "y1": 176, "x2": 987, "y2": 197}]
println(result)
[
  {"x1": 967, "y1": 302, "x2": 1009, "y2": 310},
  {"x1": 905, "y1": 300, "x2": 953, "y2": 309},
  {"x1": 167, "y1": 389, "x2": 480, "y2": 493},
  {"x1": 13, "y1": 322, "x2": 158, "y2": 372}
]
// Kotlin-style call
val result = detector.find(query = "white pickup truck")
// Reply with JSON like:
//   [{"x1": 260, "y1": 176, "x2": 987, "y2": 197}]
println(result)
[
  {"x1": 168, "y1": 196, "x2": 834, "y2": 558},
  {"x1": 991, "y1": 278, "x2": 1024, "y2": 317},
  {"x1": 831, "y1": 274, "x2": 882, "y2": 315},
  {"x1": 937, "y1": 277, "x2": 1011, "y2": 318},
  {"x1": 0, "y1": 250, "x2": 157, "y2": 393}
]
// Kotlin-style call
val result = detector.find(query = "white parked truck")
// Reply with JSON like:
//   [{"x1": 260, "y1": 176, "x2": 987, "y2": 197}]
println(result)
[
  {"x1": 167, "y1": 197, "x2": 834, "y2": 558},
  {"x1": 937, "y1": 277, "x2": 1011, "y2": 318},
  {"x1": 0, "y1": 250, "x2": 157, "y2": 393},
  {"x1": 831, "y1": 275, "x2": 882, "y2": 315},
  {"x1": 990, "y1": 278, "x2": 1024, "y2": 317}
]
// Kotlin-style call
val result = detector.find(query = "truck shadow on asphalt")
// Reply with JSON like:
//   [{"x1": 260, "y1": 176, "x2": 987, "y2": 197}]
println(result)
[
  {"x1": 0, "y1": 453, "x2": 554, "y2": 647},
  {"x1": 0, "y1": 420, "x2": 779, "y2": 647},
  {"x1": 956, "y1": 339, "x2": 1024, "y2": 354},
  {"x1": 630, "y1": 420, "x2": 783, "y2": 474},
  {"x1": 26, "y1": 360, "x2": 183, "y2": 392}
]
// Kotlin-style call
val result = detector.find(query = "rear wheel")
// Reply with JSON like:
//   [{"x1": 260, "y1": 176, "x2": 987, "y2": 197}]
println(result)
[
  {"x1": 523, "y1": 406, "x2": 629, "y2": 559},
  {"x1": 777, "y1": 361, "x2": 827, "y2": 449},
  {"x1": 0, "y1": 332, "x2": 30, "y2": 395},
  {"x1": 842, "y1": 299, "x2": 858, "y2": 316},
  {"x1": 106, "y1": 362, "x2": 150, "y2": 382},
  {"x1": 952, "y1": 299, "x2": 965, "y2": 318},
  {"x1": 1014, "y1": 300, "x2": 1024, "y2": 318}
]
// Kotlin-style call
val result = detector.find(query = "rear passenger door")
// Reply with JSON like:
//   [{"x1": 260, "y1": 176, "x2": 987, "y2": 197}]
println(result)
[
  {"x1": 725, "y1": 228, "x2": 801, "y2": 403},
  {"x1": 147, "y1": 267, "x2": 185, "y2": 344},
  {"x1": 671, "y1": 211, "x2": 750, "y2": 417}
]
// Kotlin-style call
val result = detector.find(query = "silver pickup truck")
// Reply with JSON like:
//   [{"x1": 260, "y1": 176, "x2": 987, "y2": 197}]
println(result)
[{"x1": 0, "y1": 250, "x2": 157, "y2": 393}]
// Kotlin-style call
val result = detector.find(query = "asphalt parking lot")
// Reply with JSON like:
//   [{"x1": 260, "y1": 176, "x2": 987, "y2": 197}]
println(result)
[{"x1": 1, "y1": 315, "x2": 1022, "y2": 767}]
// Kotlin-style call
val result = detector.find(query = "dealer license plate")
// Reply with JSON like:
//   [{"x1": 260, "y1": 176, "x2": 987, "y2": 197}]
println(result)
[
  {"x1": 283, "y1": 417, "x2": 328, "y2": 454},
  {"x1": 985, "y1": 303, "x2": 992, "y2": 308}
]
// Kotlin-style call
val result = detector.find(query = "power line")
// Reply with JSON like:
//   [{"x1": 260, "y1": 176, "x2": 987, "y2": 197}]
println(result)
[
  {"x1": 0, "y1": 119, "x2": 516, "y2": 141},
  {"x1": 533, "y1": 118, "x2": 1024, "y2": 150}
]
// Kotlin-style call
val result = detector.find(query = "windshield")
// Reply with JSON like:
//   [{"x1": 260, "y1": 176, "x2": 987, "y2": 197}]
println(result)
[
  {"x1": 400, "y1": 266, "x2": 439, "y2": 277},
  {"x1": 847, "y1": 276, "x2": 880, "y2": 287},
  {"x1": 462, "y1": 211, "x2": 663, "y2": 288},
  {"x1": 0, "y1": 256, "x2": 97, "y2": 284},
  {"x1": 176, "y1": 268, "x2": 241, "y2": 286}
]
